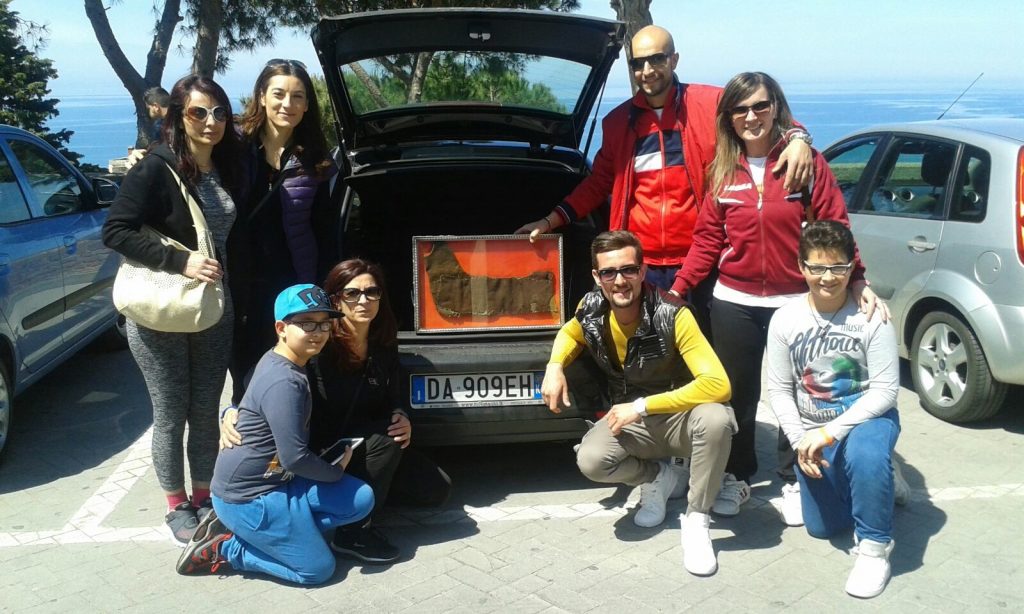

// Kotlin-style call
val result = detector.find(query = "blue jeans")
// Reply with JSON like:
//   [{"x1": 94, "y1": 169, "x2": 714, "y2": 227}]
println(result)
[
  {"x1": 644, "y1": 265, "x2": 680, "y2": 292},
  {"x1": 797, "y1": 409, "x2": 900, "y2": 544},
  {"x1": 213, "y1": 475, "x2": 374, "y2": 585}
]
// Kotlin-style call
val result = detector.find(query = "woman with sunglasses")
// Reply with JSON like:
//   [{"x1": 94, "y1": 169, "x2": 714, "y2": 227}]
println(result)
[
  {"x1": 668, "y1": 72, "x2": 886, "y2": 522},
  {"x1": 230, "y1": 58, "x2": 339, "y2": 405},
  {"x1": 221, "y1": 258, "x2": 451, "y2": 565},
  {"x1": 103, "y1": 75, "x2": 243, "y2": 544}
]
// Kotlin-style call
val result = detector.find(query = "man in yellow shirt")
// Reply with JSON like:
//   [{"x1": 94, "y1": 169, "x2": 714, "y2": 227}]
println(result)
[{"x1": 541, "y1": 230, "x2": 735, "y2": 576}]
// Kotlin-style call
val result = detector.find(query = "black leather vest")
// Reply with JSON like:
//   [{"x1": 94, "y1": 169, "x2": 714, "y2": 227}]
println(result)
[{"x1": 575, "y1": 282, "x2": 694, "y2": 405}]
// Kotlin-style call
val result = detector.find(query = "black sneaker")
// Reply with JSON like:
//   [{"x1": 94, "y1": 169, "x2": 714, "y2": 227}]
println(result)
[
  {"x1": 165, "y1": 501, "x2": 199, "y2": 546},
  {"x1": 194, "y1": 497, "x2": 214, "y2": 524},
  {"x1": 176, "y1": 509, "x2": 231, "y2": 575},
  {"x1": 330, "y1": 526, "x2": 400, "y2": 565}
]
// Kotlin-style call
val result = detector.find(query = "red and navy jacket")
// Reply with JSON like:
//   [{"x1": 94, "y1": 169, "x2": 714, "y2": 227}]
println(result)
[
  {"x1": 554, "y1": 80, "x2": 721, "y2": 266},
  {"x1": 670, "y1": 138, "x2": 865, "y2": 297}
]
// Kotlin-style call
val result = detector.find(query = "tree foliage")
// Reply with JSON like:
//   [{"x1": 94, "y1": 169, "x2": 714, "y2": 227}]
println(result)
[{"x1": 0, "y1": 0, "x2": 84, "y2": 164}]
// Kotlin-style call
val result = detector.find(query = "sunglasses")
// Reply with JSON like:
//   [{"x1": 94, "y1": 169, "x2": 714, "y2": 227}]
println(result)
[
  {"x1": 596, "y1": 265, "x2": 642, "y2": 283},
  {"x1": 338, "y1": 286, "x2": 383, "y2": 303},
  {"x1": 628, "y1": 53, "x2": 671, "y2": 72},
  {"x1": 802, "y1": 261, "x2": 854, "y2": 276},
  {"x1": 184, "y1": 105, "x2": 228, "y2": 123},
  {"x1": 288, "y1": 320, "x2": 333, "y2": 333},
  {"x1": 266, "y1": 58, "x2": 307, "y2": 70},
  {"x1": 729, "y1": 100, "x2": 773, "y2": 118}
]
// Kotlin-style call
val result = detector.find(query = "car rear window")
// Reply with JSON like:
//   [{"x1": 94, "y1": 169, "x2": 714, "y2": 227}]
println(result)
[{"x1": 339, "y1": 51, "x2": 590, "y2": 116}]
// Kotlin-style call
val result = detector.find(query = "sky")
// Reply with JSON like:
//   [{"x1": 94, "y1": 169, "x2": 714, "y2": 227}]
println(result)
[{"x1": 10, "y1": 0, "x2": 1024, "y2": 102}]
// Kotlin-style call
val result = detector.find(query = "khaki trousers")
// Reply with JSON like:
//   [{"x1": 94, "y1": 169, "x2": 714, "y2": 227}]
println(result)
[{"x1": 576, "y1": 403, "x2": 737, "y2": 514}]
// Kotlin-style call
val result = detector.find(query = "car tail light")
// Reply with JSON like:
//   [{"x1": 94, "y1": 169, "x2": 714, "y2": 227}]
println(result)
[{"x1": 1018, "y1": 147, "x2": 1024, "y2": 264}]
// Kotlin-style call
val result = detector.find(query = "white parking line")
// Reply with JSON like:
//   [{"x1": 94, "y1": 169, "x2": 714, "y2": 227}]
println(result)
[{"x1": 2, "y1": 429, "x2": 1023, "y2": 548}]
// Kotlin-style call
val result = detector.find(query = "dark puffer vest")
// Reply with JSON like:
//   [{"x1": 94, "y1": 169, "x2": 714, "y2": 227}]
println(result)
[{"x1": 576, "y1": 282, "x2": 695, "y2": 404}]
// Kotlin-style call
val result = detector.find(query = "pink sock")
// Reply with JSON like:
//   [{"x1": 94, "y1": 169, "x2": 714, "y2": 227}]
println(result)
[
  {"x1": 192, "y1": 488, "x2": 211, "y2": 506},
  {"x1": 166, "y1": 492, "x2": 190, "y2": 511}
]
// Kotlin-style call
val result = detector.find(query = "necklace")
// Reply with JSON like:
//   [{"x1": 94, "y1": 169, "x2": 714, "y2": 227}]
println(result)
[{"x1": 807, "y1": 296, "x2": 843, "y2": 333}]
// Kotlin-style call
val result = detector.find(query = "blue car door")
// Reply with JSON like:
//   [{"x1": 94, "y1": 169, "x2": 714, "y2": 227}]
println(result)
[
  {"x1": 5, "y1": 137, "x2": 118, "y2": 350},
  {"x1": 0, "y1": 140, "x2": 66, "y2": 374}
]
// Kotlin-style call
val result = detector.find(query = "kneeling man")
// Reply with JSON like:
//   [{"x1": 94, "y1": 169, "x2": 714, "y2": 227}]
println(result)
[{"x1": 542, "y1": 230, "x2": 735, "y2": 576}]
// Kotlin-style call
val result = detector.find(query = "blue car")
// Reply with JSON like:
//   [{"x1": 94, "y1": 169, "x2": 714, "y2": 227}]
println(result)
[{"x1": 0, "y1": 124, "x2": 124, "y2": 458}]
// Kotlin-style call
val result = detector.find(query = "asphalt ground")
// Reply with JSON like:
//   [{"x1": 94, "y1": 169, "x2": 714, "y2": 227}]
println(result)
[{"x1": 1, "y1": 342, "x2": 1022, "y2": 612}]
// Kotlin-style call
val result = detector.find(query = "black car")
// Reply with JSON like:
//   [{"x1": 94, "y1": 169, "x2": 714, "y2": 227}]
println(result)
[{"x1": 313, "y1": 9, "x2": 624, "y2": 444}]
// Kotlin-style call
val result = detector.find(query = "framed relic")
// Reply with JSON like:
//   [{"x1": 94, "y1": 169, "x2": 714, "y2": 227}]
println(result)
[{"x1": 412, "y1": 234, "x2": 564, "y2": 333}]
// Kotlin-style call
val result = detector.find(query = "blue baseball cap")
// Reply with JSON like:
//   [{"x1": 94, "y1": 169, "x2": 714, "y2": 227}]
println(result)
[{"x1": 274, "y1": 284, "x2": 342, "y2": 321}]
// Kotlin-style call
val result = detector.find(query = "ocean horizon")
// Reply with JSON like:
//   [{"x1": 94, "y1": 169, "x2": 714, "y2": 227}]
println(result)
[{"x1": 45, "y1": 86, "x2": 1024, "y2": 168}]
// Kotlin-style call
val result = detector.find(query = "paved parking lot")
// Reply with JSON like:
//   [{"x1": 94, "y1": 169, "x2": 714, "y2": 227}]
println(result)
[{"x1": 1, "y1": 343, "x2": 1023, "y2": 612}]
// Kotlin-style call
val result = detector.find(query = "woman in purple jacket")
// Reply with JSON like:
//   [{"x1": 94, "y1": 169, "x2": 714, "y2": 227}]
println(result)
[{"x1": 230, "y1": 59, "x2": 339, "y2": 404}]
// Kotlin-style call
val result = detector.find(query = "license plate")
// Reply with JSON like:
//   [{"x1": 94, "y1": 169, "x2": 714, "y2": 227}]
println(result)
[{"x1": 410, "y1": 371, "x2": 544, "y2": 408}]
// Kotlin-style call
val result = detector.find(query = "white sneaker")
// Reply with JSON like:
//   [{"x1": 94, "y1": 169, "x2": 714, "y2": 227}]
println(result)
[
  {"x1": 669, "y1": 457, "x2": 690, "y2": 499},
  {"x1": 780, "y1": 482, "x2": 804, "y2": 527},
  {"x1": 711, "y1": 473, "x2": 750, "y2": 517},
  {"x1": 680, "y1": 511, "x2": 717, "y2": 576},
  {"x1": 845, "y1": 538, "x2": 894, "y2": 598},
  {"x1": 893, "y1": 461, "x2": 910, "y2": 506},
  {"x1": 634, "y1": 460, "x2": 680, "y2": 527}
]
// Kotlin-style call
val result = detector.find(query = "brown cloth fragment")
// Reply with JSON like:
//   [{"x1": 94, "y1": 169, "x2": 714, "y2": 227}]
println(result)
[{"x1": 424, "y1": 241, "x2": 556, "y2": 317}]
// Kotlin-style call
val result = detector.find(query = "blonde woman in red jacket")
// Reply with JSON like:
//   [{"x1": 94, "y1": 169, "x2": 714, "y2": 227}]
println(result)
[{"x1": 669, "y1": 72, "x2": 887, "y2": 520}]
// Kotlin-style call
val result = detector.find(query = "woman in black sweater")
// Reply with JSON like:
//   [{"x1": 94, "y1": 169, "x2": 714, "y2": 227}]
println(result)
[{"x1": 103, "y1": 75, "x2": 244, "y2": 544}]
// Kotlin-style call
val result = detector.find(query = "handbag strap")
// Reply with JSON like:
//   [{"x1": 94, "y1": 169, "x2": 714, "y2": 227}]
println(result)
[
  {"x1": 247, "y1": 144, "x2": 295, "y2": 224},
  {"x1": 163, "y1": 162, "x2": 214, "y2": 256},
  {"x1": 801, "y1": 174, "x2": 816, "y2": 223}
]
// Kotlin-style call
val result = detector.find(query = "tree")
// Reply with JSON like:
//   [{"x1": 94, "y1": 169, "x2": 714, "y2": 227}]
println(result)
[
  {"x1": 0, "y1": 0, "x2": 83, "y2": 164},
  {"x1": 610, "y1": 0, "x2": 653, "y2": 94},
  {"x1": 85, "y1": 1, "x2": 581, "y2": 148}
]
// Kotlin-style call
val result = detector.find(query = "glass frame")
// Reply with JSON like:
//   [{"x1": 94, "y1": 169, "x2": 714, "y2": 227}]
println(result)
[{"x1": 412, "y1": 234, "x2": 564, "y2": 333}]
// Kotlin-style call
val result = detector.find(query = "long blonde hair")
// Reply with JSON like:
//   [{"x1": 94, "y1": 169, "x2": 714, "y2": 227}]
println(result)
[{"x1": 706, "y1": 72, "x2": 794, "y2": 198}]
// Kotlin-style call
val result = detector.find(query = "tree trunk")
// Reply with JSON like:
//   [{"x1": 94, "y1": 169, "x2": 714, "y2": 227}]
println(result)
[
  {"x1": 610, "y1": 0, "x2": 653, "y2": 94},
  {"x1": 85, "y1": 0, "x2": 182, "y2": 148},
  {"x1": 347, "y1": 62, "x2": 390, "y2": 108},
  {"x1": 407, "y1": 51, "x2": 435, "y2": 104},
  {"x1": 191, "y1": 0, "x2": 223, "y2": 78}
]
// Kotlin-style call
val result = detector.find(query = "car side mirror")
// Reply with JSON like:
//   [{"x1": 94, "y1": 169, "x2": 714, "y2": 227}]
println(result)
[{"x1": 92, "y1": 177, "x2": 120, "y2": 206}]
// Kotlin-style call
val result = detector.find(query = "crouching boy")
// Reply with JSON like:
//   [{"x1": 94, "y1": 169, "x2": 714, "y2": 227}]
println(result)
[{"x1": 177, "y1": 284, "x2": 374, "y2": 584}]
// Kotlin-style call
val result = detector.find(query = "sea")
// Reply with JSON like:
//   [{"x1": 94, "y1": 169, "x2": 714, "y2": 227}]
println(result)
[{"x1": 47, "y1": 86, "x2": 1024, "y2": 168}]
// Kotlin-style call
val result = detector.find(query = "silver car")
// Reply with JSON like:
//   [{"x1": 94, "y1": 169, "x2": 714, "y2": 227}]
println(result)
[{"x1": 824, "y1": 118, "x2": 1024, "y2": 422}]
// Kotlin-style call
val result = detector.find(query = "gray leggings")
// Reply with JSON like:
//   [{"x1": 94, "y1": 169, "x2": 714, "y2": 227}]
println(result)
[{"x1": 127, "y1": 298, "x2": 233, "y2": 492}]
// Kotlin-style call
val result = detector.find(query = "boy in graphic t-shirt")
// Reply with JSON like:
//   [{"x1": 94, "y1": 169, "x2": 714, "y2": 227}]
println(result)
[
  {"x1": 176, "y1": 284, "x2": 374, "y2": 585},
  {"x1": 765, "y1": 221, "x2": 900, "y2": 599}
]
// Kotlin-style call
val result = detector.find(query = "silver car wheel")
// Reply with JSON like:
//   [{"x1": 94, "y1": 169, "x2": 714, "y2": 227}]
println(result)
[
  {"x1": 915, "y1": 321, "x2": 968, "y2": 407},
  {"x1": 910, "y1": 311, "x2": 1007, "y2": 423}
]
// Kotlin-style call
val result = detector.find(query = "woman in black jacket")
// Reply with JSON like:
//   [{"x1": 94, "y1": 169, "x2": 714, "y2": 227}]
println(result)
[{"x1": 103, "y1": 75, "x2": 243, "y2": 545}]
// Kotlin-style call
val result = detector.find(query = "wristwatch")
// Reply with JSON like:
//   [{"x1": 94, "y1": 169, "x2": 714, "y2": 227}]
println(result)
[
  {"x1": 632, "y1": 397, "x2": 648, "y2": 417},
  {"x1": 787, "y1": 129, "x2": 813, "y2": 146}
]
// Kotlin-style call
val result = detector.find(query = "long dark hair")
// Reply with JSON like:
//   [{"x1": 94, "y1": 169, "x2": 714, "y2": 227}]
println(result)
[
  {"x1": 162, "y1": 75, "x2": 242, "y2": 193},
  {"x1": 238, "y1": 59, "x2": 331, "y2": 177},
  {"x1": 323, "y1": 258, "x2": 398, "y2": 372},
  {"x1": 707, "y1": 71, "x2": 795, "y2": 198}
]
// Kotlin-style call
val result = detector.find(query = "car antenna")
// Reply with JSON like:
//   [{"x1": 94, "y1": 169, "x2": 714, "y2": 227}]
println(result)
[{"x1": 937, "y1": 72, "x2": 984, "y2": 120}]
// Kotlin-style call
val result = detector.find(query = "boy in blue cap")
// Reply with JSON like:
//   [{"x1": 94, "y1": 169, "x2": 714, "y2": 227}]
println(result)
[{"x1": 177, "y1": 284, "x2": 374, "y2": 584}]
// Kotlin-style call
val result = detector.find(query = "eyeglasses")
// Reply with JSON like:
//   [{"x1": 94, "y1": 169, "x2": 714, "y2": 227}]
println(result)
[
  {"x1": 288, "y1": 320, "x2": 333, "y2": 333},
  {"x1": 185, "y1": 105, "x2": 228, "y2": 123},
  {"x1": 802, "y1": 261, "x2": 854, "y2": 276},
  {"x1": 266, "y1": 58, "x2": 307, "y2": 70},
  {"x1": 596, "y1": 265, "x2": 642, "y2": 283},
  {"x1": 729, "y1": 100, "x2": 773, "y2": 118},
  {"x1": 338, "y1": 286, "x2": 383, "y2": 303},
  {"x1": 628, "y1": 53, "x2": 671, "y2": 72}
]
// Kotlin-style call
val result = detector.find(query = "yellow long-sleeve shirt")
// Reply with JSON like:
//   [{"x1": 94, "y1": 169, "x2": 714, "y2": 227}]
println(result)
[{"x1": 549, "y1": 307, "x2": 731, "y2": 414}]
